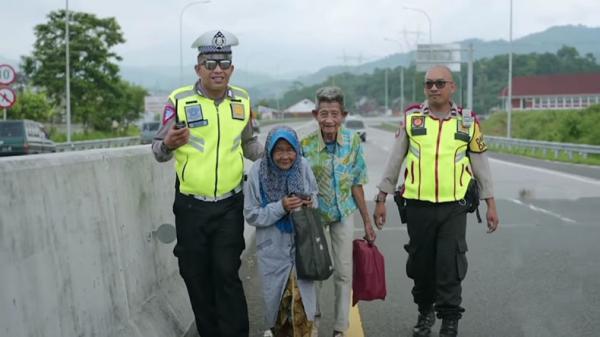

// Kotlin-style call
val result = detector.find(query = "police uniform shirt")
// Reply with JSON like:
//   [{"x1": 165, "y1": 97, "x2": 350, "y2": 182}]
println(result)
[
  {"x1": 151, "y1": 81, "x2": 263, "y2": 163},
  {"x1": 377, "y1": 101, "x2": 494, "y2": 199}
]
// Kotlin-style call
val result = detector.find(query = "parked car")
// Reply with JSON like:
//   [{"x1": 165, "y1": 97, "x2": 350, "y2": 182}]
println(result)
[
  {"x1": 0, "y1": 120, "x2": 56, "y2": 156},
  {"x1": 344, "y1": 118, "x2": 367, "y2": 142},
  {"x1": 140, "y1": 121, "x2": 160, "y2": 144}
]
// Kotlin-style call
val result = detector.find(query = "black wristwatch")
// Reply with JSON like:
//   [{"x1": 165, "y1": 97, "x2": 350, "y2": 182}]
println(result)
[{"x1": 160, "y1": 141, "x2": 172, "y2": 153}]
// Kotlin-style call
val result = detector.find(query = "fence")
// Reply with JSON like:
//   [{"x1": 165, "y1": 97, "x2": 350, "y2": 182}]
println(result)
[
  {"x1": 55, "y1": 136, "x2": 140, "y2": 152},
  {"x1": 486, "y1": 136, "x2": 600, "y2": 160}
]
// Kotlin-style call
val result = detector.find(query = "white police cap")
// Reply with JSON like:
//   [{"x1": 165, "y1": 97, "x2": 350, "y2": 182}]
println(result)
[{"x1": 191, "y1": 30, "x2": 239, "y2": 55}]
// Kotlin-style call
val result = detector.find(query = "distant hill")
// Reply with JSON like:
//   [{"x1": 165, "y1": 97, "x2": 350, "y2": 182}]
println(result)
[
  {"x1": 0, "y1": 55, "x2": 19, "y2": 67},
  {"x1": 296, "y1": 24, "x2": 600, "y2": 86},
  {"x1": 118, "y1": 64, "x2": 281, "y2": 96},
  {"x1": 4, "y1": 24, "x2": 599, "y2": 102}
]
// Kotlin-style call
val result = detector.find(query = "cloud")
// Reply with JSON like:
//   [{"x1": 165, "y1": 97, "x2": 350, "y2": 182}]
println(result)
[{"x1": 3, "y1": 0, "x2": 600, "y2": 74}]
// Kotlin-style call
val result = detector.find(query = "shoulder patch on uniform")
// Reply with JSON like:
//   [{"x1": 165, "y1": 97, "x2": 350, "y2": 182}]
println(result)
[
  {"x1": 162, "y1": 105, "x2": 175, "y2": 125},
  {"x1": 404, "y1": 103, "x2": 422, "y2": 114},
  {"x1": 411, "y1": 116, "x2": 425, "y2": 128},
  {"x1": 231, "y1": 103, "x2": 245, "y2": 120}
]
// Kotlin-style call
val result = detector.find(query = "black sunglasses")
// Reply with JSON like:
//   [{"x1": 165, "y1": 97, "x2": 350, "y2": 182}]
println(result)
[
  {"x1": 201, "y1": 59, "x2": 232, "y2": 70},
  {"x1": 424, "y1": 80, "x2": 452, "y2": 89}
]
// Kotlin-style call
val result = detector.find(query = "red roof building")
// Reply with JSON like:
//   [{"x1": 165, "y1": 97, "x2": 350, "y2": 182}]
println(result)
[{"x1": 499, "y1": 73, "x2": 600, "y2": 110}]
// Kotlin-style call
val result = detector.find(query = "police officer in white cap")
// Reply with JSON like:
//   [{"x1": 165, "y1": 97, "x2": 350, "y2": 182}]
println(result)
[{"x1": 152, "y1": 30, "x2": 262, "y2": 337}]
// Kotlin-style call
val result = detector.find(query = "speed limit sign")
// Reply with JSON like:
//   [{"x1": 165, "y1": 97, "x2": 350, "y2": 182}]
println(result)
[
  {"x1": 0, "y1": 64, "x2": 16, "y2": 85},
  {"x1": 0, "y1": 87, "x2": 16, "y2": 109}
]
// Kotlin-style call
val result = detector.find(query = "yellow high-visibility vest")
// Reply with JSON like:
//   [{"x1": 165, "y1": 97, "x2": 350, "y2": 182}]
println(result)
[
  {"x1": 403, "y1": 110, "x2": 475, "y2": 203},
  {"x1": 169, "y1": 85, "x2": 250, "y2": 197}
]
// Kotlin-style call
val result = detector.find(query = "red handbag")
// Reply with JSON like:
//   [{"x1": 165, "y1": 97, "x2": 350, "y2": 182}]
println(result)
[{"x1": 352, "y1": 239, "x2": 387, "y2": 306}]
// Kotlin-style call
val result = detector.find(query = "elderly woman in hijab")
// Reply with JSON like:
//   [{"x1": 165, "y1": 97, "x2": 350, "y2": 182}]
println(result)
[{"x1": 244, "y1": 126, "x2": 318, "y2": 337}]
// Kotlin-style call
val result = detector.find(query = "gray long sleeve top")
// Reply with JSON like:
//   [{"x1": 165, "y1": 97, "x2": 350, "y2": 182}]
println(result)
[{"x1": 243, "y1": 157, "x2": 318, "y2": 327}]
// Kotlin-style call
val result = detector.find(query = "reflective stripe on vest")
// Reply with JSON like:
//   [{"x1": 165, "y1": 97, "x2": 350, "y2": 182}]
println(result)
[
  {"x1": 403, "y1": 111, "x2": 475, "y2": 203},
  {"x1": 169, "y1": 85, "x2": 250, "y2": 197}
]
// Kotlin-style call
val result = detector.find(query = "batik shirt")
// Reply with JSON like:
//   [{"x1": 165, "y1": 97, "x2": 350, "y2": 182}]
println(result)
[{"x1": 301, "y1": 127, "x2": 367, "y2": 224}]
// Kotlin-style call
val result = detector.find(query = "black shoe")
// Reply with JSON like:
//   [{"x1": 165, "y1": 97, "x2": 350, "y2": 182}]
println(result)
[
  {"x1": 439, "y1": 319, "x2": 458, "y2": 337},
  {"x1": 412, "y1": 310, "x2": 435, "y2": 337}
]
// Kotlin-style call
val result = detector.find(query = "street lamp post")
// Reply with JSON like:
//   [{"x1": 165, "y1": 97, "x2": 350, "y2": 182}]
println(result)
[
  {"x1": 507, "y1": 0, "x2": 513, "y2": 138},
  {"x1": 403, "y1": 6, "x2": 432, "y2": 45},
  {"x1": 384, "y1": 37, "x2": 406, "y2": 110},
  {"x1": 179, "y1": 1, "x2": 211, "y2": 85},
  {"x1": 65, "y1": 0, "x2": 71, "y2": 143}
]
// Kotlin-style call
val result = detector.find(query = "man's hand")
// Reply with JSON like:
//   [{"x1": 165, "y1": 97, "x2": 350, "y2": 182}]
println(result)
[
  {"x1": 163, "y1": 124, "x2": 190, "y2": 150},
  {"x1": 373, "y1": 202, "x2": 387, "y2": 229},
  {"x1": 282, "y1": 196, "x2": 304, "y2": 212},
  {"x1": 364, "y1": 221, "x2": 376, "y2": 243},
  {"x1": 485, "y1": 197, "x2": 499, "y2": 233}
]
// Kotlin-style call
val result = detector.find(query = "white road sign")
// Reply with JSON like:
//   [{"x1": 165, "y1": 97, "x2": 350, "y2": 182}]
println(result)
[
  {"x1": 0, "y1": 64, "x2": 16, "y2": 85},
  {"x1": 0, "y1": 87, "x2": 16, "y2": 109},
  {"x1": 416, "y1": 44, "x2": 462, "y2": 72}
]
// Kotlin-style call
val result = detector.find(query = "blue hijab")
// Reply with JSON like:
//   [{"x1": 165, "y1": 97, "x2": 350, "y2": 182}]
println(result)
[{"x1": 259, "y1": 126, "x2": 305, "y2": 233}]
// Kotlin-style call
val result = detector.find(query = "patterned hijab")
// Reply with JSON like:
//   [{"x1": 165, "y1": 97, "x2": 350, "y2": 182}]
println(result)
[{"x1": 259, "y1": 126, "x2": 305, "y2": 232}]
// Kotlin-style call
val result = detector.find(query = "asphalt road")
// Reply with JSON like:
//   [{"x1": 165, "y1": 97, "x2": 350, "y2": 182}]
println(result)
[{"x1": 198, "y1": 122, "x2": 600, "y2": 337}]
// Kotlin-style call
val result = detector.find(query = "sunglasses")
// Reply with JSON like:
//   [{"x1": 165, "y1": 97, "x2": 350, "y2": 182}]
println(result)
[
  {"x1": 424, "y1": 80, "x2": 452, "y2": 89},
  {"x1": 201, "y1": 59, "x2": 232, "y2": 70}
]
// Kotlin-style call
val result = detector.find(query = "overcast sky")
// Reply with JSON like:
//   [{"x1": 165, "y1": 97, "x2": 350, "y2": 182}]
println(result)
[{"x1": 2, "y1": 0, "x2": 599, "y2": 75}]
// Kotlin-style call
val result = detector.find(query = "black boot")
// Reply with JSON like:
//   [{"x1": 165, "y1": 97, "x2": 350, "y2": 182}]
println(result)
[
  {"x1": 412, "y1": 310, "x2": 435, "y2": 337},
  {"x1": 439, "y1": 319, "x2": 458, "y2": 337}
]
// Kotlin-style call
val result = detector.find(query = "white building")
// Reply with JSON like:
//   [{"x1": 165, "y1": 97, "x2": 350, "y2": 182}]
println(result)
[{"x1": 283, "y1": 99, "x2": 315, "y2": 117}]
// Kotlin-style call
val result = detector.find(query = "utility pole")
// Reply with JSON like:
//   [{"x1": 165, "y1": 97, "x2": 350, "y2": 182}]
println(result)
[
  {"x1": 467, "y1": 43, "x2": 474, "y2": 109},
  {"x1": 400, "y1": 67, "x2": 405, "y2": 110},
  {"x1": 384, "y1": 69, "x2": 389, "y2": 115}
]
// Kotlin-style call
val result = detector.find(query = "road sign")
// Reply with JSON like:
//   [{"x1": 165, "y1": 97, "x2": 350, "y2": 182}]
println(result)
[
  {"x1": 0, "y1": 87, "x2": 16, "y2": 109},
  {"x1": 0, "y1": 64, "x2": 16, "y2": 85},
  {"x1": 416, "y1": 43, "x2": 462, "y2": 72}
]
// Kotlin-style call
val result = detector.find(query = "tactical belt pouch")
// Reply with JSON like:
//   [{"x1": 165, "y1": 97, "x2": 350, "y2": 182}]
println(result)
[
  {"x1": 393, "y1": 189, "x2": 408, "y2": 224},
  {"x1": 464, "y1": 178, "x2": 482, "y2": 223}
]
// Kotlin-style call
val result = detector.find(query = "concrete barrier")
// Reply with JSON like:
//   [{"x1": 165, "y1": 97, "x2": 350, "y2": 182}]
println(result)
[{"x1": 0, "y1": 146, "x2": 227, "y2": 337}]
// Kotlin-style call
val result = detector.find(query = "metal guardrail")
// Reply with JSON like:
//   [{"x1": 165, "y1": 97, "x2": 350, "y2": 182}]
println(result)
[
  {"x1": 486, "y1": 136, "x2": 600, "y2": 160},
  {"x1": 55, "y1": 136, "x2": 141, "y2": 152}
]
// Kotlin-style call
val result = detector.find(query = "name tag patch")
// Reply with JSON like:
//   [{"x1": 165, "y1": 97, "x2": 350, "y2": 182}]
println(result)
[{"x1": 185, "y1": 104, "x2": 208, "y2": 128}]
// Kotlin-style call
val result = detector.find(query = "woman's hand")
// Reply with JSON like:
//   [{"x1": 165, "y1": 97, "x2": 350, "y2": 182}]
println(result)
[{"x1": 282, "y1": 196, "x2": 304, "y2": 211}]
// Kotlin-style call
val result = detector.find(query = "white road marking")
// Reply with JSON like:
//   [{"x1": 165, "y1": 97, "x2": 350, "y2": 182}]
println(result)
[
  {"x1": 508, "y1": 198, "x2": 577, "y2": 224},
  {"x1": 489, "y1": 157, "x2": 600, "y2": 185}
]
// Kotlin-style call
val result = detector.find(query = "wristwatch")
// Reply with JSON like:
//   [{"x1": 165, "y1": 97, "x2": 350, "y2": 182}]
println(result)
[
  {"x1": 374, "y1": 194, "x2": 386, "y2": 203},
  {"x1": 160, "y1": 141, "x2": 172, "y2": 153}
]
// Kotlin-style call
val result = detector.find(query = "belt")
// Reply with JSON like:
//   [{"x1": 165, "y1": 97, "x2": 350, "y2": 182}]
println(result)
[{"x1": 188, "y1": 185, "x2": 242, "y2": 202}]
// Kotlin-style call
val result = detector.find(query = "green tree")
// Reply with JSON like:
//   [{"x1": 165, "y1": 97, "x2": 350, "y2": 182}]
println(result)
[
  {"x1": 21, "y1": 10, "x2": 128, "y2": 131},
  {"x1": 7, "y1": 89, "x2": 55, "y2": 122}
]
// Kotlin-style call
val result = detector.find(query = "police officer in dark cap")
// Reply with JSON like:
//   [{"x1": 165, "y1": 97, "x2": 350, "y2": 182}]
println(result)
[{"x1": 152, "y1": 29, "x2": 262, "y2": 337}]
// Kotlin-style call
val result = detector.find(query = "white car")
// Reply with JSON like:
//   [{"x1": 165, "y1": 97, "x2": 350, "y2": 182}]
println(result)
[{"x1": 344, "y1": 118, "x2": 366, "y2": 142}]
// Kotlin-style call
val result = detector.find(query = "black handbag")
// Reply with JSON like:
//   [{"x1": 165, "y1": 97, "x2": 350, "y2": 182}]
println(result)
[{"x1": 291, "y1": 207, "x2": 334, "y2": 281}]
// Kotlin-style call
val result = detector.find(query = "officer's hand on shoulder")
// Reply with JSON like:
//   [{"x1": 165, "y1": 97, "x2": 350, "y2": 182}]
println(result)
[{"x1": 164, "y1": 124, "x2": 190, "y2": 150}]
